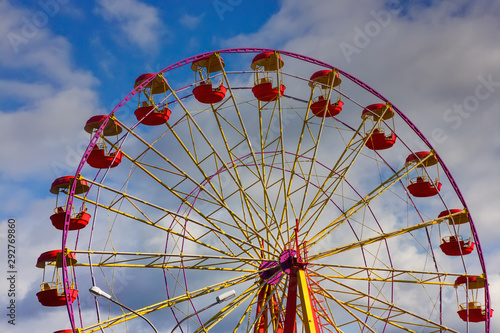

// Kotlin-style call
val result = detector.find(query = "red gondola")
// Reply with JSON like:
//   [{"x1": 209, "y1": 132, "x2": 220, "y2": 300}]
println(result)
[
  {"x1": 191, "y1": 54, "x2": 226, "y2": 104},
  {"x1": 134, "y1": 104, "x2": 171, "y2": 126},
  {"x1": 133, "y1": 73, "x2": 171, "y2": 125},
  {"x1": 405, "y1": 152, "x2": 442, "y2": 197},
  {"x1": 309, "y1": 70, "x2": 343, "y2": 117},
  {"x1": 454, "y1": 275, "x2": 493, "y2": 322},
  {"x1": 84, "y1": 115, "x2": 123, "y2": 169},
  {"x1": 50, "y1": 176, "x2": 90, "y2": 230},
  {"x1": 361, "y1": 103, "x2": 396, "y2": 150},
  {"x1": 440, "y1": 235, "x2": 475, "y2": 256},
  {"x1": 251, "y1": 52, "x2": 285, "y2": 102},
  {"x1": 36, "y1": 250, "x2": 78, "y2": 307}
]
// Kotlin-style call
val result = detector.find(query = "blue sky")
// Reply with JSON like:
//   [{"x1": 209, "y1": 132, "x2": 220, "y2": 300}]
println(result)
[
  {"x1": 1, "y1": 0, "x2": 499, "y2": 332},
  {"x1": 1, "y1": 0, "x2": 281, "y2": 113}
]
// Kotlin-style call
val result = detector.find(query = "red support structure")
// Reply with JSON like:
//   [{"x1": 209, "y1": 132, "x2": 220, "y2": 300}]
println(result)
[
  {"x1": 255, "y1": 285, "x2": 269, "y2": 333},
  {"x1": 283, "y1": 266, "x2": 298, "y2": 333},
  {"x1": 271, "y1": 292, "x2": 284, "y2": 333},
  {"x1": 254, "y1": 284, "x2": 285, "y2": 333}
]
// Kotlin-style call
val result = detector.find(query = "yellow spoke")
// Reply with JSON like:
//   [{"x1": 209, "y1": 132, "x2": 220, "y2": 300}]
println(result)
[
  {"x1": 74, "y1": 193, "x2": 264, "y2": 259},
  {"x1": 312, "y1": 273, "x2": 460, "y2": 333},
  {"x1": 306, "y1": 152, "x2": 436, "y2": 248},
  {"x1": 67, "y1": 250, "x2": 260, "y2": 271},
  {"x1": 219, "y1": 56, "x2": 285, "y2": 252},
  {"x1": 115, "y1": 115, "x2": 262, "y2": 256},
  {"x1": 311, "y1": 263, "x2": 462, "y2": 283},
  {"x1": 195, "y1": 282, "x2": 262, "y2": 332},
  {"x1": 81, "y1": 271, "x2": 258, "y2": 332},
  {"x1": 309, "y1": 216, "x2": 443, "y2": 261}
]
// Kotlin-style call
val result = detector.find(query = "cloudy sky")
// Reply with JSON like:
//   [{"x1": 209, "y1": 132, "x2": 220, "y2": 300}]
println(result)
[{"x1": 0, "y1": 0, "x2": 498, "y2": 332}]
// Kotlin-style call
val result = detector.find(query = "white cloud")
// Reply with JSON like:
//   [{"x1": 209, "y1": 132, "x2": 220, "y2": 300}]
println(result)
[
  {"x1": 0, "y1": 1, "x2": 103, "y2": 181},
  {"x1": 0, "y1": 1, "x2": 97, "y2": 89},
  {"x1": 179, "y1": 13, "x2": 205, "y2": 30},
  {"x1": 221, "y1": 1, "x2": 366, "y2": 52},
  {"x1": 0, "y1": 80, "x2": 55, "y2": 102},
  {"x1": 0, "y1": 88, "x2": 99, "y2": 179},
  {"x1": 95, "y1": 0, "x2": 166, "y2": 52},
  {"x1": 0, "y1": 33, "x2": 100, "y2": 181}
]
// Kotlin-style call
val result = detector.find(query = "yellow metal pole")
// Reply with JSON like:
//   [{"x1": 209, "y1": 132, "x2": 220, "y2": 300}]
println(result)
[{"x1": 297, "y1": 269, "x2": 318, "y2": 333}]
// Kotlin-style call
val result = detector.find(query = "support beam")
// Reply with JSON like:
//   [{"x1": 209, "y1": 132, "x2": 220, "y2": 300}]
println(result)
[
  {"x1": 283, "y1": 268, "x2": 298, "y2": 333},
  {"x1": 297, "y1": 269, "x2": 319, "y2": 333}
]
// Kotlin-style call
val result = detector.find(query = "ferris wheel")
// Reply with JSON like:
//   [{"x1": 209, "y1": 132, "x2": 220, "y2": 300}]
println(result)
[{"x1": 36, "y1": 48, "x2": 493, "y2": 333}]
